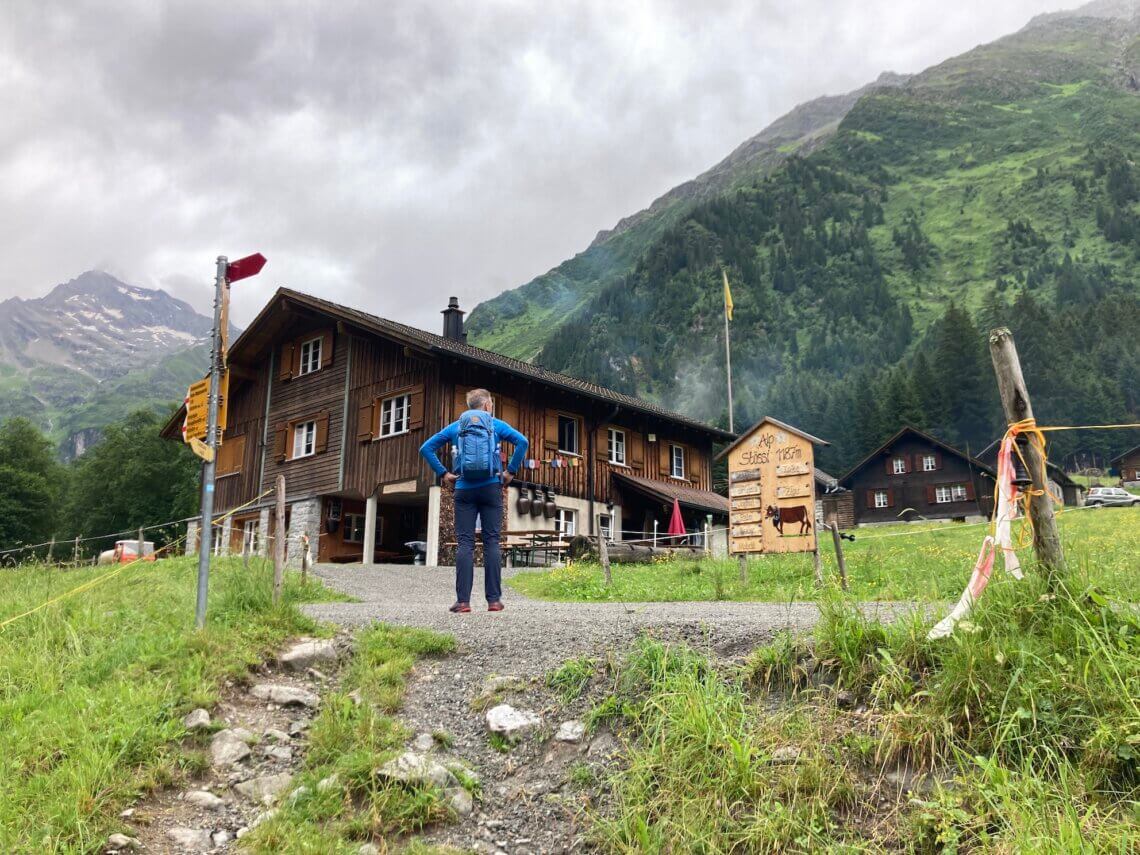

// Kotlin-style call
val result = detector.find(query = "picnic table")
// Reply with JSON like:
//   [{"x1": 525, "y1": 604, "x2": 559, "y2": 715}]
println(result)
[{"x1": 444, "y1": 529, "x2": 569, "y2": 567}]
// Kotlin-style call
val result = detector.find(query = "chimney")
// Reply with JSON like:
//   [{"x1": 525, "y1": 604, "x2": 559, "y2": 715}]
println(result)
[{"x1": 441, "y1": 296, "x2": 466, "y2": 343}]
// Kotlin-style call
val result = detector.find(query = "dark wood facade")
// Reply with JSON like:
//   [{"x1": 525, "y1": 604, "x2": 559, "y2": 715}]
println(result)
[
  {"x1": 840, "y1": 427, "x2": 994, "y2": 525},
  {"x1": 1113, "y1": 445, "x2": 1140, "y2": 484},
  {"x1": 165, "y1": 288, "x2": 731, "y2": 559}
]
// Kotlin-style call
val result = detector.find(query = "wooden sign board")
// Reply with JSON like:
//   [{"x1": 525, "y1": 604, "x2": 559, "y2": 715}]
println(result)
[
  {"x1": 724, "y1": 417, "x2": 824, "y2": 555},
  {"x1": 184, "y1": 371, "x2": 229, "y2": 443}
]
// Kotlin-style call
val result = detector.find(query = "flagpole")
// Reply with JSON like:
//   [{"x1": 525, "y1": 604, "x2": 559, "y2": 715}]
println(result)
[{"x1": 722, "y1": 270, "x2": 734, "y2": 434}]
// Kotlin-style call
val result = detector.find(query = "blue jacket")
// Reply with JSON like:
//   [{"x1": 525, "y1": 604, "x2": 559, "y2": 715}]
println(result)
[{"x1": 419, "y1": 414, "x2": 529, "y2": 491}]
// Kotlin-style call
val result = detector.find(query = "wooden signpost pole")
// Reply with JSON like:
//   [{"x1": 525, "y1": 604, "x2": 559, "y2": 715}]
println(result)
[
  {"x1": 830, "y1": 523, "x2": 849, "y2": 591},
  {"x1": 598, "y1": 533, "x2": 612, "y2": 586},
  {"x1": 988, "y1": 328, "x2": 1065, "y2": 575}
]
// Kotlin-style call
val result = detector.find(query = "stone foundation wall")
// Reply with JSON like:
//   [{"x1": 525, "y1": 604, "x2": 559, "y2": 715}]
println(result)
[
  {"x1": 185, "y1": 520, "x2": 199, "y2": 556},
  {"x1": 286, "y1": 498, "x2": 322, "y2": 569}
]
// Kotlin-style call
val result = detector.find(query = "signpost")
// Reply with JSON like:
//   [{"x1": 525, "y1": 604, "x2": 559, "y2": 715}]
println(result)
[
  {"x1": 718, "y1": 417, "x2": 828, "y2": 565},
  {"x1": 192, "y1": 253, "x2": 266, "y2": 629}
]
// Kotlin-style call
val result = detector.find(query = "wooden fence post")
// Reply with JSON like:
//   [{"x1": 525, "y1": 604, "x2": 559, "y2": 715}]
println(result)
[
  {"x1": 830, "y1": 523, "x2": 849, "y2": 592},
  {"x1": 598, "y1": 534, "x2": 612, "y2": 586},
  {"x1": 738, "y1": 553, "x2": 747, "y2": 582},
  {"x1": 45, "y1": 537, "x2": 54, "y2": 566},
  {"x1": 812, "y1": 548, "x2": 823, "y2": 587},
  {"x1": 137, "y1": 527, "x2": 145, "y2": 563},
  {"x1": 273, "y1": 475, "x2": 286, "y2": 604},
  {"x1": 988, "y1": 328, "x2": 1065, "y2": 575},
  {"x1": 72, "y1": 536, "x2": 80, "y2": 566}
]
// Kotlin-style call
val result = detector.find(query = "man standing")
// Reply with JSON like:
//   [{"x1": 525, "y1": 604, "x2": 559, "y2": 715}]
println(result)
[{"x1": 420, "y1": 388, "x2": 528, "y2": 613}]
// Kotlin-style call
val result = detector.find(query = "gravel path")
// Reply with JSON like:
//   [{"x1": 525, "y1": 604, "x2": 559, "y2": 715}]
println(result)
[{"x1": 303, "y1": 564, "x2": 910, "y2": 854}]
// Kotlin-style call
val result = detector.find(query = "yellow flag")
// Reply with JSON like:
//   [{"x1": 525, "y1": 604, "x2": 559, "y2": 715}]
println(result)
[{"x1": 722, "y1": 270, "x2": 734, "y2": 321}]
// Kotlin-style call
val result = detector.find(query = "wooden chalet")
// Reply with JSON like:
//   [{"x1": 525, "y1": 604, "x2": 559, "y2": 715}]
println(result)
[
  {"x1": 162, "y1": 289, "x2": 733, "y2": 566},
  {"x1": 840, "y1": 426, "x2": 995, "y2": 525},
  {"x1": 1112, "y1": 444, "x2": 1140, "y2": 486}
]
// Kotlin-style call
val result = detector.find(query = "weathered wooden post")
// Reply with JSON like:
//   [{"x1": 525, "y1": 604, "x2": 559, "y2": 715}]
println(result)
[
  {"x1": 300, "y1": 534, "x2": 310, "y2": 585},
  {"x1": 738, "y1": 553, "x2": 747, "y2": 582},
  {"x1": 812, "y1": 548, "x2": 823, "y2": 587},
  {"x1": 273, "y1": 474, "x2": 286, "y2": 604},
  {"x1": 988, "y1": 328, "x2": 1065, "y2": 574},
  {"x1": 829, "y1": 523, "x2": 849, "y2": 592},
  {"x1": 45, "y1": 537, "x2": 54, "y2": 566},
  {"x1": 137, "y1": 527, "x2": 145, "y2": 563},
  {"x1": 597, "y1": 533, "x2": 612, "y2": 586},
  {"x1": 72, "y1": 536, "x2": 80, "y2": 566}
]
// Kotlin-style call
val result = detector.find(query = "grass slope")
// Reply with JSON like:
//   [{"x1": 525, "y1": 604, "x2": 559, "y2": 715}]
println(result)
[
  {"x1": 0, "y1": 556, "x2": 341, "y2": 853},
  {"x1": 510, "y1": 507, "x2": 1140, "y2": 603}
]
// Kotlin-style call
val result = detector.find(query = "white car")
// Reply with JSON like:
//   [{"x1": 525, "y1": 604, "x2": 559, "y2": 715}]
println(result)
[{"x1": 1086, "y1": 487, "x2": 1140, "y2": 507}]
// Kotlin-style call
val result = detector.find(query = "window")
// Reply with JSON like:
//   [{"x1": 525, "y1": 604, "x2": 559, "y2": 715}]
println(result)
[
  {"x1": 554, "y1": 508, "x2": 576, "y2": 537},
  {"x1": 557, "y1": 415, "x2": 579, "y2": 454},
  {"x1": 598, "y1": 514, "x2": 612, "y2": 541},
  {"x1": 608, "y1": 428, "x2": 626, "y2": 465},
  {"x1": 241, "y1": 520, "x2": 258, "y2": 555},
  {"x1": 380, "y1": 393, "x2": 411, "y2": 437},
  {"x1": 951, "y1": 484, "x2": 969, "y2": 502},
  {"x1": 874, "y1": 490, "x2": 889, "y2": 509},
  {"x1": 343, "y1": 513, "x2": 366, "y2": 544},
  {"x1": 892, "y1": 457, "x2": 907, "y2": 475},
  {"x1": 922, "y1": 454, "x2": 937, "y2": 472},
  {"x1": 298, "y1": 337, "x2": 322, "y2": 376},
  {"x1": 670, "y1": 445, "x2": 685, "y2": 478},
  {"x1": 292, "y1": 420, "x2": 316, "y2": 458}
]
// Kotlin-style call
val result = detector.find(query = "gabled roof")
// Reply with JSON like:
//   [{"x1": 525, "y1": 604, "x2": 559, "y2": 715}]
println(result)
[
  {"x1": 715, "y1": 415, "x2": 828, "y2": 462},
  {"x1": 840, "y1": 425, "x2": 994, "y2": 484},
  {"x1": 976, "y1": 439, "x2": 1078, "y2": 488},
  {"x1": 611, "y1": 471, "x2": 729, "y2": 516},
  {"x1": 1111, "y1": 444, "x2": 1140, "y2": 465},
  {"x1": 163, "y1": 287, "x2": 735, "y2": 441},
  {"x1": 814, "y1": 467, "x2": 846, "y2": 492}
]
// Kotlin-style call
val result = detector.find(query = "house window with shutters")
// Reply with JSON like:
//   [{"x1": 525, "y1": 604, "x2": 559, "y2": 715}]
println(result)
[
  {"x1": 874, "y1": 489, "x2": 889, "y2": 509},
  {"x1": 215, "y1": 434, "x2": 246, "y2": 478},
  {"x1": 951, "y1": 484, "x2": 969, "y2": 502},
  {"x1": 670, "y1": 445, "x2": 685, "y2": 478},
  {"x1": 293, "y1": 420, "x2": 317, "y2": 458},
  {"x1": 935, "y1": 486, "x2": 952, "y2": 504},
  {"x1": 554, "y1": 508, "x2": 576, "y2": 537},
  {"x1": 608, "y1": 428, "x2": 626, "y2": 465},
  {"x1": 557, "y1": 415, "x2": 579, "y2": 454},
  {"x1": 298, "y1": 337, "x2": 322, "y2": 376},
  {"x1": 892, "y1": 457, "x2": 907, "y2": 475},
  {"x1": 922, "y1": 454, "x2": 937, "y2": 472},
  {"x1": 380, "y1": 393, "x2": 411, "y2": 437}
]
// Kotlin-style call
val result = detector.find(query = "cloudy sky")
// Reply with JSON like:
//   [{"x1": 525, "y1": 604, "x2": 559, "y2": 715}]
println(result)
[{"x1": 1, "y1": 0, "x2": 1072, "y2": 330}]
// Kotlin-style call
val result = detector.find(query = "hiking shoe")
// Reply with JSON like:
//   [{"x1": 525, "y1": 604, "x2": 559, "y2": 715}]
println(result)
[
  {"x1": 449, "y1": 602, "x2": 472, "y2": 613},
  {"x1": 487, "y1": 601, "x2": 504, "y2": 612}
]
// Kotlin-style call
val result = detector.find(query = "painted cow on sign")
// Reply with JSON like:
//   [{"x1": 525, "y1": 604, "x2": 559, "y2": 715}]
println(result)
[{"x1": 766, "y1": 504, "x2": 812, "y2": 536}]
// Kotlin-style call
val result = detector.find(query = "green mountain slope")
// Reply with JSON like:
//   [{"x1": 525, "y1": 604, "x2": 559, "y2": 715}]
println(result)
[{"x1": 470, "y1": 6, "x2": 1140, "y2": 471}]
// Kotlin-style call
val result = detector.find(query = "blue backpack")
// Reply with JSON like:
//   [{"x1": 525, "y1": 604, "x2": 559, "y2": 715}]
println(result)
[{"x1": 455, "y1": 410, "x2": 499, "y2": 481}]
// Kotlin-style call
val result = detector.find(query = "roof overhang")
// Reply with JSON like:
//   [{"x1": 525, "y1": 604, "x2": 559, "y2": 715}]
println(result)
[{"x1": 612, "y1": 471, "x2": 729, "y2": 516}]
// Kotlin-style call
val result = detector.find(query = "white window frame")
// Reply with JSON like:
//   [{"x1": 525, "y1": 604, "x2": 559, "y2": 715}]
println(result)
[
  {"x1": 951, "y1": 484, "x2": 969, "y2": 502},
  {"x1": 292, "y1": 420, "x2": 316, "y2": 459},
  {"x1": 935, "y1": 486, "x2": 953, "y2": 504},
  {"x1": 557, "y1": 415, "x2": 579, "y2": 455},
  {"x1": 874, "y1": 490, "x2": 889, "y2": 509},
  {"x1": 922, "y1": 454, "x2": 937, "y2": 472},
  {"x1": 554, "y1": 508, "x2": 576, "y2": 538},
  {"x1": 298, "y1": 337, "x2": 322, "y2": 376},
  {"x1": 380, "y1": 393, "x2": 411, "y2": 437},
  {"x1": 892, "y1": 457, "x2": 907, "y2": 475},
  {"x1": 598, "y1": 513, "x2": 612, "y2": 541},
  {"x1": 241, "y1": 520, "x2": 259, "y2": 555},
  {"x1": 343, "y1": 513, "x2": 366, "y2": 544},
  {"x1": 608, "y1": 428, "x2": 626, "y2": 466},
  {"x1": 670, "y1": 444, "x2": 685, "y2": 479}
]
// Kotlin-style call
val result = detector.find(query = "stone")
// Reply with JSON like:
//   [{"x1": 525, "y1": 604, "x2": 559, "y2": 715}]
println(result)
[
  {"x1": 106, "y1": 833, "x2": 140, "y2": 850},
  {"x1": 210, "y1": 729, "x2": 252, "y2": 767},
  {"x1": 555, "y1": 720, "x2": 586, "y2": 743},
  {"x1": 475, "y1": 674, "x2": 526, "y2": 706},
  {"x1": 447, "y1": 786, "x2": 474, "y2": 816},
  {"x1": 289, "y1": 718, "x2": 310, "y2": 736},
  {"x1": 261, "y1": 744, "x2": 293, "y2": 762},
  {"x1": 230, "y1": 726, "x2": 255, "y2": 742},
  {"x1": 118, "y1": 808, "x2": 135, "y2": 819},
  {"x1": 182, "y1": 709, "x2": 210, "y2": 731},
  {"x1": 165, "y1": 827, "x2": 213, "y2": 851},
  {"x1": 347, "y1": 689, "x2": 364, "y2": 706},
  {"x1": 235, "y1": 827, "x2": 249, "y2": 840},
  {"x1": 443, "y1": 759, "x2": 480, "y2": 786},
  {"x1": 770, "y1": 746, "x2": 801, "y2": 764},
  {"x1": 412, "y1": 732, "x2": 436, "y2": 752},
  {"x1": 279, "y1": 639, "x2": 339, "y2": 671},
  {"x1": 835, "y1": 689, "x2": 856, "y2": 709},
  {"x1": 317, "y1": 773, "x2": 341, "y2": 792},
  {"x1": 263, "y1": 728, "x2": 292, "y2": 743},
  {"x1": 376, "y1": 751, "x2": 457, "y2": 789},
  {"x1": 250, "y1": 683, "x2": 321, "y2": 708},
  {"x1": 306, "y1": 667, "x2": 330, "y2": 682},
  {"x1": 236, "y1": 772, "x2": 295, "y2": 805},
  {"x1": 212, "y1": 830, "x2": 232, "y2": 846},
  {"x1": 183, "y1": 790, "x2": 225, "y2": 810},
  {"x1": 288, "y1": 785, "x2": 311, "y2": 804},
  {"x1": 485, "y1": 704, "x2": 541, "y2": 741},
  {"x1": 586, "y1": 732, "x2": 619, "y2": 760},
  {"x1": 358, "y1": 845, "x2": 381, "y2": 855}
]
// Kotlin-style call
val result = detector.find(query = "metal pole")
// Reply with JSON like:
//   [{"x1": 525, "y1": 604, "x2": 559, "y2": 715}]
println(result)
[
  {"x1": 195, "y1": 256, "x2": 228, "y2": 628},
  {"x1": 724, "y1": 294, "x2": 734, "y2": 434}
]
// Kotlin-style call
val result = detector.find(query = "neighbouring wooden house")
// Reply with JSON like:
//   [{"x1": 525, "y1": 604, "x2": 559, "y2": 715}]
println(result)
[
  {"x1": 840, "y1": 426, "x2": 995, "y2": 525},
  {"x1": 162, "y1": 288, "x2": 732, "y2": 566},
  {"x1": 976, "y1": 440, "x2": 1085, "y2": 507},
  {"x1": 815, "y1": 468, "x2": 855, "y2": 530},
  {"x1": 1112, "y1": 444, "x2": 1140, "y2": 486}
]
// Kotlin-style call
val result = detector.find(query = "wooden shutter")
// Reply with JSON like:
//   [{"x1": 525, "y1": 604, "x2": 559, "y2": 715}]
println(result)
[
  {"x1": 315, "y1": 412, "x2": 330, "y2": 454},
  {"x1": 319, "y1": 330, "x2": 334, "y2": 369},
  {"x1": 965, "y1": 481, "x2": 976, "y2": 501},
  {"x1": 688, "y1": 447, "x2": 701, "y2": 485},
  {"x1": 499, "y1": 397, "x2": 520, "y2": 431},
  {"x1": 865, "y1": 489, "x2": 876, "y2": 509},
  {"x1": 887, "y1": 487, "x2": 895, "y2": 507},
  {"x1": 934, "y1": 451, "x2": 943, "y2": 470},
  {"x1": 215, "y1": 439, "x2": 234, "y2": 476},
  {"x1": 274, "y1": 424, "x2": 289, "y2": 462},
  {"x1": 596, "y1": 426, "x2": 610, "y2": 462},
  {"x1": 544, "y1": 409, "x2": 559, "y2": 452},
  {"x1": 885, "y1": 457, "x2": 894, "y2": 475},
  {"x1": 357, "y1": 401, "x2": 375, "y2": 441},
  {"x1": 903, "y1": 455, "x2": 912, "y2": 474},
  {"x1": 408, "y1": 384, "x2": 425, "y2": 430},
  {"x1": 628, "y1": 432, "x2": 644, "y2": 470},
  {"x1": 278, "y1": 341, "x2": 295, "y2": 380},
  {"x1": 658, "y1": 441, "x2": 671, "y2": 476},
  {"x1": 926, "y1": 485, "x2": 936, "y2": 504},
  {"x1": 453, "y1": 386, "x2": 470, "y2": 419}
]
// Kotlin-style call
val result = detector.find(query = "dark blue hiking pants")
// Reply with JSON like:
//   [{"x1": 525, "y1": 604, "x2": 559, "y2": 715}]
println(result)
[{"x1": 454, "y1": 483, "x2": 503, "y2": 603}]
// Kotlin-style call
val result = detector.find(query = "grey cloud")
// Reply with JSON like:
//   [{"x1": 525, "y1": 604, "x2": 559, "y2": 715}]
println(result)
[{"x1": 1, "y1": 0, "x2": 1072, "y2": 328}]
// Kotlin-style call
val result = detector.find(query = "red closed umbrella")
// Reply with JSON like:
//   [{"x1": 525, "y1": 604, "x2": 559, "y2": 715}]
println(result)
[{"x1": 667, "y1": 498, "x2": 686, "y2": 538}]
